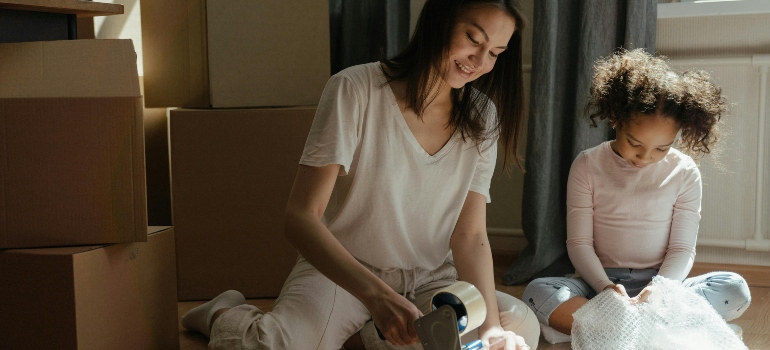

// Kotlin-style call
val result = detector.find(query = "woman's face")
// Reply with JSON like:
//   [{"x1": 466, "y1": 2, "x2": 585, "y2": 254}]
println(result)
[
  {"x1": 612, "y1": 113, "x2": 680, "y2": 168},
  {"x1": 444, "y1": 5, "x2": 516, "y2": 89}
]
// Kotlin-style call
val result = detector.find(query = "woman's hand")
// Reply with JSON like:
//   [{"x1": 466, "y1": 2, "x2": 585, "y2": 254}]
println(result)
[
  {"x1": 365, "y1": 290, "x2": 422, "y2": 346},
  {"x1": 603, "y1": 283, "x2": 629, "y2": 298},
  {"x1": 480, "y1": 326, "x2": 529, "y2": 350},
  {"x1": 630, "y1": 285, "x2": 656, "y2": 304}
]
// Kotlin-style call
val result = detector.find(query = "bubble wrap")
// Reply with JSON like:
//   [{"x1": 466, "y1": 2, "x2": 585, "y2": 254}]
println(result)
[{"x1": 571, "y1": 276, "x2": 746, "y2": 350}]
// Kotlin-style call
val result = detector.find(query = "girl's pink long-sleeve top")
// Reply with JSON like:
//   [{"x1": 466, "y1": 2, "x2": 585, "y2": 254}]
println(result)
[{"x1": 566, "y1": 141, "x2": 702, "y2": 293}]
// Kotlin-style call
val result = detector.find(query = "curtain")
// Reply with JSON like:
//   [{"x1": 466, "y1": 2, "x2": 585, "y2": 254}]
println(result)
[
  {"x1": 503, "y1": 0, "x2": 657, "y2": 285},
  {"x1": 329, "y1": 0, "x2": 410, "y2": 75}
]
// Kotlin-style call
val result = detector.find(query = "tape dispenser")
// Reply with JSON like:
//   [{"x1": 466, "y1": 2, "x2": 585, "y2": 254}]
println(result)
[{"x1": 377, "y1": 281, "x2": 489, "y2": 350}]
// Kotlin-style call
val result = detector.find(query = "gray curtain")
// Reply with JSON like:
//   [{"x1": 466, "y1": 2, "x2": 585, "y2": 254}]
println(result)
[
  {"x1": 503, "y1": 0, "x2": 657, "y2": 285},
  {"x1": 329, "y1": 0, "x2": 410, "y2": 74}
]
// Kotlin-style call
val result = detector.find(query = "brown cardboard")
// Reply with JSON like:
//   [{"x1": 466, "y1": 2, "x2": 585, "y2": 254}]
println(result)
[
  {"x1": 170, "y1": 107, "x2": 314, "y2": 300},
  {"x1": 0, "y1": 0, "x2": 124, "y2": 17},
  {"x1": 76, "y1": 16, "x2": 96, "y2": 39},
  {"x1": 0, "y1": 39, "x2": 140, "y2": 98},
  {"x1": 141, "y1": 0, "x2": 330, "y2": 108},
  {"x1": 0, "y1": 39, "x2": 147, "y2": 248},
  {"x1": 140, "y1": 76, "x2": 173, "y2": 226},
  {"x1": 0, "y1": 227, "x2": 179, "y2": 350},
  {"x1": 0, "y1": 97, "x2": 147, "y2": 248}
]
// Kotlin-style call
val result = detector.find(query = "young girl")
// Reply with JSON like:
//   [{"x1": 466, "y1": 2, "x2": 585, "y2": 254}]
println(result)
[
  {"x1": 181, "y1": 1, "x2": 539, "y2": 349},
  {"x1": 522, "y1": 49, "x2": 752, "y2": 344}
]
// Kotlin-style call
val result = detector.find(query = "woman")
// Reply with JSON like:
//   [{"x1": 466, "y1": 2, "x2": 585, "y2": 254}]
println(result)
[{"x1": 182, "y1": 1, "x2": 538, "y2": 349}]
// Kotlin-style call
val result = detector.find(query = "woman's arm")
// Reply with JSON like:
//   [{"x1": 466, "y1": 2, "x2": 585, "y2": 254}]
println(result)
[
  {"x1": 450, "y1": 191, "x2": 499, "y2": 330},
  {"x1": 451, "y1": 191, "x2": 526, "y2": 349},
  {"x1": 284, "y1": 164, "x2": 422, "y2": 346}
]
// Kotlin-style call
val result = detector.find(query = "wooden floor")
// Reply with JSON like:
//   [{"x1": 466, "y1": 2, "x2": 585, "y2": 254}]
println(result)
[{"x1": 178, "y1": 253, "x2": 770, "y2": 350}]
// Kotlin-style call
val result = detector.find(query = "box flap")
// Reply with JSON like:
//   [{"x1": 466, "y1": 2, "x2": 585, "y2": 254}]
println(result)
[
  {"x1": 149, "y1": 226, "x2": 172, "y2": 235},
  {"x1": 0, "y1": 0, "x2": 124, "y2": 16},
  {"x1": 0, "y1": 223, "x2": 157, "y2": 253},
  {"x1": 2, "y1": 245, "x2": 99, "y2": 256},
  {"x1": 0, "y1": 39, "x2": 140, "y2": 98}
]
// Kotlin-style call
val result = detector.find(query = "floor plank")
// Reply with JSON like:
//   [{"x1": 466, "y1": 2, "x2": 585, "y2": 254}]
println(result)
[
  {"x1": 733, "y1": 287, "x2": 770, "y2": 337},
  {"x1": 688, "y1": 262, "x2": 770, "y2": 288}
]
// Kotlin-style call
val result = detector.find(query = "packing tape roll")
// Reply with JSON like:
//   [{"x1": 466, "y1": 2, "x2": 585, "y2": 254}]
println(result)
[{"x1": 431, "y1": 281, "x2": 487, "y2": 337}]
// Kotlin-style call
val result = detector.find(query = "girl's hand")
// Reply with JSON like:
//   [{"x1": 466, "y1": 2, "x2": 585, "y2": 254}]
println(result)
[
  {"x1": 630, "y1": 285, "x2": 657, "y2": 304},
  {"x1": 366, "y1": 291, "x2": 422, "y2": 346},
  {"x1": 603, "y1": 283, "x2": 630, "y2": 298},
  {"x1": 480, "y1": 326, "x2": 529, "y2": 350}
]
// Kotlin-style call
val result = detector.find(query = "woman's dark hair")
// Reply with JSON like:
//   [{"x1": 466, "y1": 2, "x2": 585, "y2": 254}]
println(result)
[
  {"x1": 586, "y1": 48, "x2": 726, "y2": 158},
  {"x1": 381, "y1": 0, "x2": 527, "y2": 170}
]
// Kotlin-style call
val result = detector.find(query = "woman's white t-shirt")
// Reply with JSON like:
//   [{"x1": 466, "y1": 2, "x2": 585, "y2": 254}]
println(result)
[{"x1": 299, "y1": 62, "x2": 498, "y2": 271}]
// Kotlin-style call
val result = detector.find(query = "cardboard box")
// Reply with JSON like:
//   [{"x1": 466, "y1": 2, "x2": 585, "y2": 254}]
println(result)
[
  {"x1": 0, "y1": 39, "x2": 147, "y2": 248},
  {"x1": 0, "y1": 39, "x2": 140, "y2": 98},
  {"x1": 140, "y1": 0, "x2": 330, "y2": 108},
  {"x1": 170, "y1": 107, "x2": 314, "y2": 300},
  {"x1": 0, "y1": 226, "x2": 179, "y2": 350},
  {"x1": 140, "y1": 77, "x2": 173, "y2": 227}
]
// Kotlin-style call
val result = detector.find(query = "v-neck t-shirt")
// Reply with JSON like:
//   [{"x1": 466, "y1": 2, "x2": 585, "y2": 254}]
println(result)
[
  {"x1": 299, "y1": 62, "x2": 498, "y2": 270},
  {"x1": 566, "y1": 141, "x2": 702, "y2": 292}
]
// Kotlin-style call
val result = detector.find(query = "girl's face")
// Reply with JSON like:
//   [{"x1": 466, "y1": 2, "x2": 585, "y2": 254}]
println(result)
[
  {"x1": 444, "y1": 5, "x2": 516, "y2": 89},
  {"x1": 611, "y1": 113, "x2": 680, "y2": 168}
]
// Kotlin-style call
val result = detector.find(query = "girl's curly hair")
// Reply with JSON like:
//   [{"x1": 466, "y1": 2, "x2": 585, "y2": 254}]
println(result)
[{"x1": 586, "y1": 48, "x2": 726, "y2": 158}]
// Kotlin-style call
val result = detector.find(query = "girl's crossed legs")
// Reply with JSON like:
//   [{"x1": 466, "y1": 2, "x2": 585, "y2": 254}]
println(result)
[{"x1": 522, "y1": 268, "x2": 751, "y2": 339}]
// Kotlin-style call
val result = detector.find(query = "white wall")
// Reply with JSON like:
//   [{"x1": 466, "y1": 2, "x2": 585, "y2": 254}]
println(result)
[
  {"x1": 658, "y1": 6, "x2": 770, "y2": 266},
  {"x1": 93, "y1": 0, "x2": 143, "y2": 75}
]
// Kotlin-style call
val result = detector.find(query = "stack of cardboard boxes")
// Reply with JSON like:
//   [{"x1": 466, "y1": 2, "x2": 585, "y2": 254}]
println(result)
[
  {"x1": 141, "y1": 0, "x2": 331, "y2": 300},
  {"x1": 0, "y1": 0, "x2": 331, "y2": 346},
  {"x1": 0, "y1": 39, "x2": 178, "y2": 349}
]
